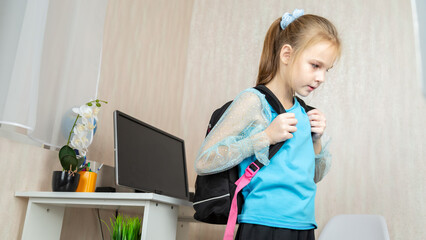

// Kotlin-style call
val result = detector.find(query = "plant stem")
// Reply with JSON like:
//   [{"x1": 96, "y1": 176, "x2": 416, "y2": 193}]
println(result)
[{"x1": 67, "y1": 114, "x2": 80, "y2": 145}]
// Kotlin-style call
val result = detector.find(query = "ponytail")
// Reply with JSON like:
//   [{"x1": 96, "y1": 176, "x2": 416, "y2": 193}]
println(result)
[{"x1": 256, "y1": 18, "x2": 282, "y2": 86}]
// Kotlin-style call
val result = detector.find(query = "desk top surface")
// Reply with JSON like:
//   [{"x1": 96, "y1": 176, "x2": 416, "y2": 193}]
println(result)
[{"x1": 15, "y1": 191, "x2": 192, "y2": 206}]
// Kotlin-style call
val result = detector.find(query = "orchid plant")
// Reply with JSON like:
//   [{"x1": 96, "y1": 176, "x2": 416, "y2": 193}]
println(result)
[{"x1": 58, "y1": 99, "x2": 107, "y2": 175}]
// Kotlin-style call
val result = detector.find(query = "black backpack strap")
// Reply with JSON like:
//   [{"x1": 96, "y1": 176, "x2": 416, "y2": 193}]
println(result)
[
  {"x1": 254, "y1": 85, "x2": 315, "y2": 113},
  {"x1": 295, "y1": 96, "x2": 315, "y2": 113},
  {"x1": 253, "y1": 85, "x2": 316, "y2": 159},
  {"x1": 253, "y1": 85, "x2": 285, "y2": 114},
  {"x1": 253, "y1": 85, "x2": 286, "y2": 159}
]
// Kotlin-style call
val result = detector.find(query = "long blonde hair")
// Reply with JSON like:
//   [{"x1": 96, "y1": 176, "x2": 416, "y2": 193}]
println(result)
[{"x1": 256, "y1": 14, "x2": 341, "y2": 88}]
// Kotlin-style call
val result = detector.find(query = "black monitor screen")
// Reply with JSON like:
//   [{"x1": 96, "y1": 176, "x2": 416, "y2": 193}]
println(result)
[{"x1": 113, "y1": 110, "x2": 189, "y2": 200}]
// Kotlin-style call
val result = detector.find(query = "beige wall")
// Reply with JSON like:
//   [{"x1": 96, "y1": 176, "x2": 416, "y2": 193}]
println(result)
[{"x1": 1, "y1": 0, "x2": 425, "y2": 239}]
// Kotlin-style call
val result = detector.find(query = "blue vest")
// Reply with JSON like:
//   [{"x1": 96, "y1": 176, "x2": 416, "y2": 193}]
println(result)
[{"x1": 238, "y1": 97, "x2": 317, "y2": 230}]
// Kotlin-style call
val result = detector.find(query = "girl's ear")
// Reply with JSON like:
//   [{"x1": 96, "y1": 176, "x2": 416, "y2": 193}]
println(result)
[{"x1": 280, "y1": 44, "x2": 293, "y2": 65}]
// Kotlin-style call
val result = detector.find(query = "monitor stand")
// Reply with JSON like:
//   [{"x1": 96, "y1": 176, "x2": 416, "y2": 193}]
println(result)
[{"x1": 95, "y1": 187, "x2": 116, "y2": 192}]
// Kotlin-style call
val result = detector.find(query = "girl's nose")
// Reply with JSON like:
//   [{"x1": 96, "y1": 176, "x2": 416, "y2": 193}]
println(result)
[{"x1": 316, "y1": 71, "x2": 325, "y2": 83}]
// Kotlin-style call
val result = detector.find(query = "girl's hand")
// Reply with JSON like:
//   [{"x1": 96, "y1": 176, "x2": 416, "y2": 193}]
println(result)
[
  {"x1": 307, "y1": 109, "x2": 326, "y2": 142},
  {"x1": 264, "y1": 113, "x2": 298, "y2": 145}
]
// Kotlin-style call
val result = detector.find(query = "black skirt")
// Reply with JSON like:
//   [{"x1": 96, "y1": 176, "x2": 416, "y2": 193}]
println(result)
[{"x1": 235, "y1": 223, "x2": 315, "y2": 240}]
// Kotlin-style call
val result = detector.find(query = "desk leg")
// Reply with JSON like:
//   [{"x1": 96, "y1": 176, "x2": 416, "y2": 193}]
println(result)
[
  {"x1": 141, "y1": 201, "x2": 178, "y2": 240},
  {"x1": 21, "y1": 200, "x2": 65, "y2": 240}
]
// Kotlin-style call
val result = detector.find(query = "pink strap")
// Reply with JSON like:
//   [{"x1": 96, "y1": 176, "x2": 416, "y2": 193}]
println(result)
[{"x1": 223, "y1": 162, "x2": 260, "y2": 240}]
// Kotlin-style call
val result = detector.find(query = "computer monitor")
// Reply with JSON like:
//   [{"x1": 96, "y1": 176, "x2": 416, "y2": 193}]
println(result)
[{"x1": 113, "y1": 110, "x2": 189, "y2": 200}]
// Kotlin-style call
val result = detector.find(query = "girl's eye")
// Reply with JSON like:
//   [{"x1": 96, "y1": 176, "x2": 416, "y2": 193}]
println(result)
[{"x1": 311, "y1": 63, "x2": 320, "y2": 69}]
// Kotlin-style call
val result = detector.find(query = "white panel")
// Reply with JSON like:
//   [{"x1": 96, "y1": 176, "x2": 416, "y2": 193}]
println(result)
[
  {"x1": 21, "y1": 202, "x2": 65, "y2": 240},
  {"x1": 142, "y1": 201, "x2": 179, "y2": 240}
]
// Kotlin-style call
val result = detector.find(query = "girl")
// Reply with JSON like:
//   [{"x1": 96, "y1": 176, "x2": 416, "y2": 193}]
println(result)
[{"x1": 195, "y1": 9, "x2": 341, "y2": 240}]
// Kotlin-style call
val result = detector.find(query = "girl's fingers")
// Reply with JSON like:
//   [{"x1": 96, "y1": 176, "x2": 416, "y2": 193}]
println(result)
[
  {"x1": 311, "y1": 119, "x2": 326, "y2": 129},
  {"x1": 308, "y1": 115, "x2": 321, "y2": 121},
  {"x1": 308, "y1": 109, "x2": 325, "y2": 135},
  {"x1": 287, "y1": 126, "x2": 297, "y2": 133},
  {"x1": 286, "y1": 118, "x2": 298, "y2": 125},
  {"x1": 311, "y1": 127, "x2": 324, "y2": 133},
  {"x1": 308, "y1": 112, "x2": 325, "y2": 119},
  {"x1": 310, "y1": 120, "x2": 325, "y2": 128},
  {"x1": 307, "y1": 109, "x2": 320, "y2": 115}
]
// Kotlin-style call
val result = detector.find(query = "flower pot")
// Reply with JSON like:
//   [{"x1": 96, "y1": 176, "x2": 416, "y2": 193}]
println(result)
[{"x1": 52, "y1": 171, "x2": 80, "y2": 192}]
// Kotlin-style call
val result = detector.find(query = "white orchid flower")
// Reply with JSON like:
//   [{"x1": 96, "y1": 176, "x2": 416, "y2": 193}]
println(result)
[
  {"x1": 73, "y1": 123, "x2": 89, "y2": 137},
  {"x1": 92, "y1": 107, "x2": 100, "y2": 121},
  {"x1": 80, "y1": 135, "x2": 89, "y2": 146},
  {"x1": 70, "y1": 137, "x2": 86, "y2": 156},
  {"x1": 77, "y1": 149, "x2": 87, "y2": 157},
  {"x1": 80, "y1": 105, "x2": 94, "y2": 119},
  {"x1": 70, "y1": 134, "x2": 89, "y2": 157},
  {"x1": 81, "y1": 117, "x2": 96, "y2": 130},
  {"x1": 72, "y1": 105, "x2": 93, "y2": 118},
  {"x1": 86, "y1": 121, "x2": 96, "y2": 130},
  {"x1": 72, "y1": 107, "x2": 80, "y2": 115}
]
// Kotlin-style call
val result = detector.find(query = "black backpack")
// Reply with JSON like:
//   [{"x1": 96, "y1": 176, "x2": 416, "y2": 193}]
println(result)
[{"x1": 192, "y1": 85, "x2": 314, "y2": 224}]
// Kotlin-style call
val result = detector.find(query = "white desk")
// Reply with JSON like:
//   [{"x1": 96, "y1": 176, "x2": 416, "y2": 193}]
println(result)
[{"x1": 15, "y1": 192, "x2": 193, "y2": 240}]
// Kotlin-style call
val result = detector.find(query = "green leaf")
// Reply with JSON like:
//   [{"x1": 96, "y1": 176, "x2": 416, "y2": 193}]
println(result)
[
  {"x1": 96, "y1": 99, "x2": 99, "y2": 102},
  {"x1": 96, "y1": 103, "x2": 101, "y2": 107},
  {"x1": 87, "y1": 102, "x2": 93, "y2": 106},
  {"x1": 60, "y1": 155, "x2": 78, "y2": 171},
  {"x1": 59, "y1": 145, "x2": 76, "y2": 160},
  {"x1": 76, "y1": 157, "x2": 86, "y2": 172}
]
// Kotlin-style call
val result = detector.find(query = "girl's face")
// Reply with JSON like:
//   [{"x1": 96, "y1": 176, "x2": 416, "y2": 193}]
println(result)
[{"x1": 291, "y1": 41, "x2": 337, "y2": 97}]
